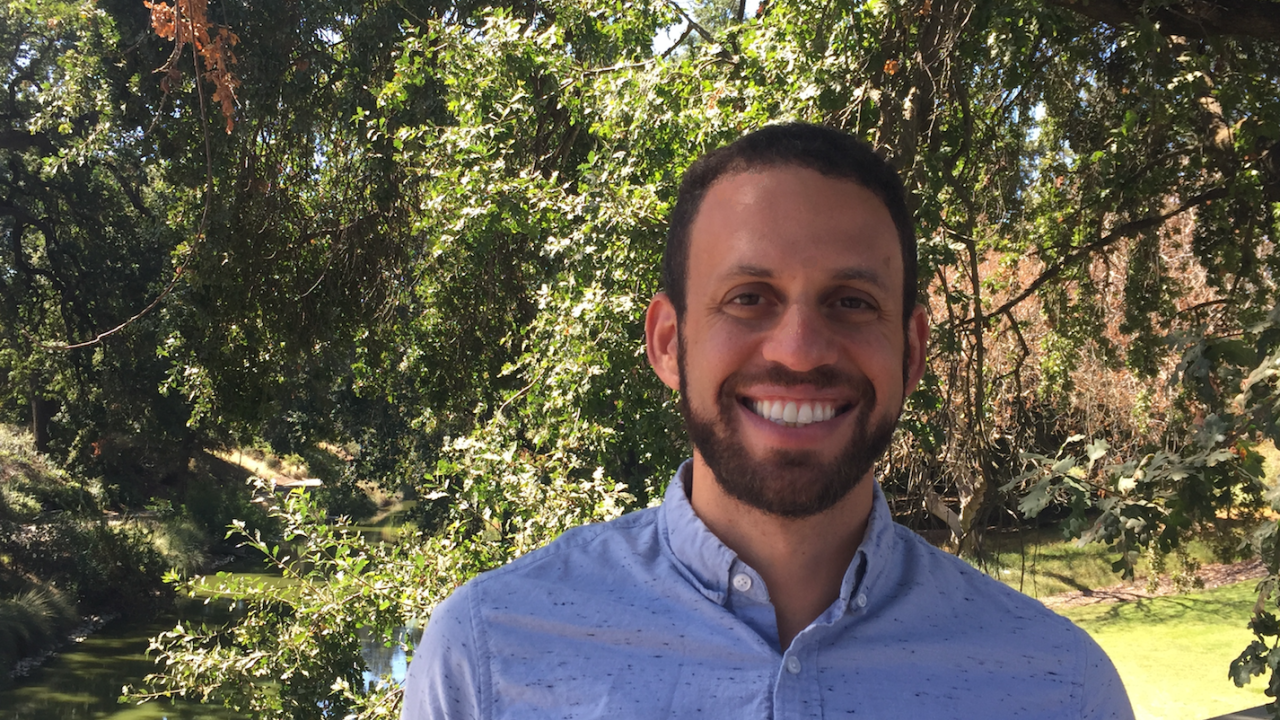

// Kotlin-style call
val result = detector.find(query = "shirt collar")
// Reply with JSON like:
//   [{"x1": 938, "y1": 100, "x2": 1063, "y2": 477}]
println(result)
[
  {"x1": 660, "y1": 459, "x2": 897, "y2": 614},
  {"x1": 839, "y1": 477, "x2": 895, "y2": 611},
  {"x1": 662, "y1": 461, "x2": 738, "y2": 604}
]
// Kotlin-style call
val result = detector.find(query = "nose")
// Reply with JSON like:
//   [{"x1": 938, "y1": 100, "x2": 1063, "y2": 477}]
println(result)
[{"x1": 759, "y1": 303, "x2": 838, "y2": 372}]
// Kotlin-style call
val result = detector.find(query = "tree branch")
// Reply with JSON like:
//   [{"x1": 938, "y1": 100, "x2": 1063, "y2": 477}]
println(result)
[
  {"x1": 969, "y1": 187, "x2": 1230, "y2": 326},
  {"x1": 662, "y1": 0, "x2": 718, "y2": 46},
  {"x1": 34, "y1": 29, "x2": 216, "y2": 352},
  {"x1": 0, "y1": 129, "x2": 54, "y2": 155},
  {"x1": 2, "y1": 216, "x2": 64, "y2": 293},
  {"x1": 1047, "y1": 0, "x2": 1280, "y2": 40},
  {"x1": 103, "y1": 162, "x2": 154, "y2": 219}
]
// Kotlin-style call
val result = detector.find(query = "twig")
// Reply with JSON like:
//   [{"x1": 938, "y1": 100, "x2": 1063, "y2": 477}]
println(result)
[
  {"x1": 661, "y1": 24, "x2": 694, "y2": 59},
  {"x1": 663, "y1": 0, "x2": 718, "y2": 45},
  {"x1": 962, "y1": 187, "x2": 1229, "y2": 328},
  {"x1": 494, "y1": 366, "x2": 549, "y2": 419},
  {"x1": 34, "y1": 15, "x2": 217, "y2": 352}
]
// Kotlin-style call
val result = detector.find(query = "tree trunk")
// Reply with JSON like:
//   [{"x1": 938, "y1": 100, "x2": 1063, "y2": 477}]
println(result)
[{"x1": 31, "y1": 391, "x2": 57, "y2": 453}]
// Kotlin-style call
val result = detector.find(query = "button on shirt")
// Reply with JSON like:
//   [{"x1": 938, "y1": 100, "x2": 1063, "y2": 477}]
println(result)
[{"x1": 403, "y1": 462, "x2": 1133, "y2": 719}]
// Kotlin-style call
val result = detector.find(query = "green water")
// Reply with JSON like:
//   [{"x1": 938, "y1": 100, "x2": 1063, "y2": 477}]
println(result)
[
  {"x1": 0, "y1": 601, "x2": 244, "y2": 720},
  {"x1": 0, "y1": 604, "x2": 416, "y2": 719},
  {"x1": 0, "y1": 504, "x2": 419, "y2": 719}
]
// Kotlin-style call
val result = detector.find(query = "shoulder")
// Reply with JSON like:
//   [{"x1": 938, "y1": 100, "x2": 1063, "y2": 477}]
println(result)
[
  {"x1": 451, "y1": 504, "x2": 673, "y2": 623},
  {"x1": 404, "y1": 570, "x2": 487, "y2": 719},
  {"x1": 473, "y1": 505, "x2": 665, "y2": 589},
  {"x1": 880, "y1": 524, "x2": 1133, "y2": 718},
  {"x1": 403, "y1": 506, "x2": 666, "y2": 719},
  {"x1": 887, "y1": 523, "x2": 1072, "y2": 623}
]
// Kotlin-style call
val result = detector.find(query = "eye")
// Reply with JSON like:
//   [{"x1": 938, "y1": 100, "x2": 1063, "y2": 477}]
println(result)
[
  {"x1": 720, "y1": 285, "x2": 776, "y2": 318},
  {"x1": 837, "y1": 295, "x2": 874, "y2": 310}
]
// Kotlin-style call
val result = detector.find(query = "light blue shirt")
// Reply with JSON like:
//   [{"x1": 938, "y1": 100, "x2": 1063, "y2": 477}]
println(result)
[{"x1": 403, "y1": 462, "x2": 1133, "y2": 719}]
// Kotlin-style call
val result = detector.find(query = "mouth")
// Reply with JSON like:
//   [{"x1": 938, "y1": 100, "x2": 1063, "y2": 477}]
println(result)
[{"x1": 742, "y1": 397, "x2": 851, "y2": 428}]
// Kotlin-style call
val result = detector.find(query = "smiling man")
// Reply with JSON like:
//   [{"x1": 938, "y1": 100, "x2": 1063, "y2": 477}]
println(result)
[{"x1": 402, "y1": 123, "x2": 1134, "y2": 719}]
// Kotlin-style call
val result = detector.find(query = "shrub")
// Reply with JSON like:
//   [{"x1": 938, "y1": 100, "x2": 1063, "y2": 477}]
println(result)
[
  {"x1": 313, "y1": 475, "x2": 377, "y2": 521},
  {"x1": 0, "y1": 425, "x2": 100, "y2": 519},
  {"x1": 0, "y1": 585, "x2": 77, "y2": 683},
  {"x1": 4, "y1": 517, "x2": 169, "y2": 615},
  {"x1": 145, "y1": 516, "x2": 213, "y2": 577},
  {"x1": 180, "y1": 478, "x2": 277, "y2": 548}
]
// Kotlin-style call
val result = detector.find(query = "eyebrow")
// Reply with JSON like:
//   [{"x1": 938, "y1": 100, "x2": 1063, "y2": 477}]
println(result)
[
  {"x1": 832, "y1": 267, "x2": 888, "y2": 288},
  {"x1": 726, "y1": 264, "x2": 774, "y2": 279},
  {"x1": 725, "y1": 264, "x2": 888, "y2": 289}
]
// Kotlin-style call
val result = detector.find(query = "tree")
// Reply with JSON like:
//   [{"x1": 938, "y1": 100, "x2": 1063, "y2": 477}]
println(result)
[
  {"x1": 3, "y1": 0, "x2": 1277, "y2": 714},
  {"x1": 0, "y1": 1, "x2": 204, "y2": 487}
]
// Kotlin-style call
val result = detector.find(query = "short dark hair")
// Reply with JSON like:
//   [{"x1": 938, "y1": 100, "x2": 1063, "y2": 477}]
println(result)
[{"x1": 662, "y1": 122, "x2": 917, "y2": 323}]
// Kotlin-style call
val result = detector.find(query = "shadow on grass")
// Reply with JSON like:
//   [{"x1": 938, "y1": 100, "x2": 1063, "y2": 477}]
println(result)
[
  {"x1": 1057, "y1": 579, "x2": 1268, "y2": 720},
  {"x1": 1072, "y1": 590, "x2": 1252, "y2": 627},
  {"x1": 1039, "y1": 571, "x2": 1094, "y2": 594}
]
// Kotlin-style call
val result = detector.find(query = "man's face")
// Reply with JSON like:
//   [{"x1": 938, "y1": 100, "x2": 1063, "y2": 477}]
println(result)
[{"x1": 648, "y1": 165, "x2": 927, "y2": 518}]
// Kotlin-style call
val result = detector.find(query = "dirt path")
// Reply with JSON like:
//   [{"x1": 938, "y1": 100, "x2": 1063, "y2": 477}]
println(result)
[{"x1": 1038, "y1": 559, "x2": 1270, "y2": 610}]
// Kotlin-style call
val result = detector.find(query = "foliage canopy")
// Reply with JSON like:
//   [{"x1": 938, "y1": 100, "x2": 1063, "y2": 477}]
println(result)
[{"x1": 2, "y1": 0, "x2": 1280, "y2": 714}]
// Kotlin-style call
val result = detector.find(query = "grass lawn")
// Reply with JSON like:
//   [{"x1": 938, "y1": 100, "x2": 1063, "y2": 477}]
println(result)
[
  {"x1": 971, "y1": 526, "x2": 1232, "y2": 599},
  {"x1": 974, "y1": 530, "x2": 1145, "y2": 597},
  {"x1": 1057, "y1": 580, "x2": 1271, "y2": 720}
]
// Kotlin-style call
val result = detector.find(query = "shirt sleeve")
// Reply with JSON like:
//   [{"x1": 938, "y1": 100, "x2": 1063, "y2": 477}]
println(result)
[
  {"x1": 401, "y1": 584, "x2": 485, "y2": 720},
  {"x1": 1079, "y1": 631, "x2": 1135, "y2": 720}
]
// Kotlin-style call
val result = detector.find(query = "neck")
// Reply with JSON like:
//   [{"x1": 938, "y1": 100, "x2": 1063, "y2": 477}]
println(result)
[{"x1": 687, "y1": 452, "x2": 875, "y2": 650}]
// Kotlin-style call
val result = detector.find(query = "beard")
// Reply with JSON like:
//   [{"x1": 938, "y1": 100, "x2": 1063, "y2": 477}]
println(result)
[{"x1": 678, "y1": 345, "x2": 902, "y2": 519}]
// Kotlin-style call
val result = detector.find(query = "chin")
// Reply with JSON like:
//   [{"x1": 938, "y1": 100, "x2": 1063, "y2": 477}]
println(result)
[{"x1": 685, "y1": 404, "x2": 897, "y2": 519}]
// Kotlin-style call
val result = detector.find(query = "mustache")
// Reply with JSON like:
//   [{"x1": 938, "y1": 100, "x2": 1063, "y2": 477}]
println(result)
[{"x1": 720, "y1": 364, "x2": 871, "y2": 394}]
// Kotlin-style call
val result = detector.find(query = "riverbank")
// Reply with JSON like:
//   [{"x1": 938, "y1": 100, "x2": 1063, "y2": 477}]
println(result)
[
  {"x1": 3, "y1": 553, "x2": 246, "y2": 682},
  {"x1": 0, "y1": 597, "x2": 246, "y2": 720},
  {"x1": 0, "y1": 425, "x2": 278, "y2": 686},
  {"x1": 6, "y1": 611, "x2": 116, "y2": 681}
]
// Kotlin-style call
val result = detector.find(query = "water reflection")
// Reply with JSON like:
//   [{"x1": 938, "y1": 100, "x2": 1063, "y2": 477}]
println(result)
[
  {"x1": 361, "y1": 623, "x2": 421, "y2": 690},
  {"x1": 1, "y1": 509, "x2": 420, "y2": 719},
  {"x1": 0, "y1": 599, "x2": 243, "y2": 720}
]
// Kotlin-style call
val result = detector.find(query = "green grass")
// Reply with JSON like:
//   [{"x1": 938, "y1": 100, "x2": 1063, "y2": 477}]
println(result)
[
  {"x1": 1258, "y1": 439, "x2": 1280, "y2": 485},
  {"x1": 961, "y1": 514, "x2": 1277, "y2": 718},
  {"x1": 970, "y1": 527, "x2": 1230, "y2": 599},
  {"x1": 972, "y1": 529, "x2": 1130, "y2": 597},
  {"x1": 1059, "y1": 580, "x2": 1270, "y2": 720}
]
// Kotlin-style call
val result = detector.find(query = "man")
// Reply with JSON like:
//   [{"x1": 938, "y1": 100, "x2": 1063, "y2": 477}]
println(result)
[{"x1": 402, "y1": 123, "x2": 1133, "y2": 719}]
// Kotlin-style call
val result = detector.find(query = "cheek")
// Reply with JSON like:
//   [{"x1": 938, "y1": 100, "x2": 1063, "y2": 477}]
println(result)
[
  {"x1": 843, "y1": 332, "x2": 907, "y2": 379},
  {"x1": 682, "y1": 335, "x2": 748, "y2": 397}
]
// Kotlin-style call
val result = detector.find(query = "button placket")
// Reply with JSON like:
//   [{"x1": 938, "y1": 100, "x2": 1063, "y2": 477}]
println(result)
[{"x1": 774, "y1": 637, "x2": 822, "y2": 716}]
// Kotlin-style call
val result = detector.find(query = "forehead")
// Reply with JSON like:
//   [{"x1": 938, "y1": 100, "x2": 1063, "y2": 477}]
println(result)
[{"x1": 686, "y1": 166, "x2": 903, "y2": 295}]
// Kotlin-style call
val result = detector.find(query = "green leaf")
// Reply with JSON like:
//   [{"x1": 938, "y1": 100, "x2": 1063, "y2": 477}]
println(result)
[
  {"x1": 1231, "y1": 640, "x2": 1268, "y2": 687},
  {"x1": 1018, "y1": 479, "x2": 1055, "y2": 518},
  {"x1": 1251, "y1": 612, "x2": 1280, "y2": 638}
]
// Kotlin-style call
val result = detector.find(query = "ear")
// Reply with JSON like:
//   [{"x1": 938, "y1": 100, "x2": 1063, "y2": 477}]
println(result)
[
  {"x1": 904, "y1": 304, "x2": 929, "y2": 396},
  {"x1": 646, "y1": 292, "x2": 681, "y2": 392}
]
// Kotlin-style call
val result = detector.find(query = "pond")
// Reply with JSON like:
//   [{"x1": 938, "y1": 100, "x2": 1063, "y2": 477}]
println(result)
[
  {"x1": 0, "y1": 598, "x2": 245, "y2": 720},
  {"x1": 0, "y1": 506, "x2": 420, "y2": 719}
]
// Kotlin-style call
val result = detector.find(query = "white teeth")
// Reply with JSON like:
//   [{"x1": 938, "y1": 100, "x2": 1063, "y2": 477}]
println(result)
[{"x1": 750, "y1": 400, "x2": 839, "y2": 427}]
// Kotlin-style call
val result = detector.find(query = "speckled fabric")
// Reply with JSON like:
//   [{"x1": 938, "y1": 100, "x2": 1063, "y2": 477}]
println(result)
[{"x1": 402, "y1": 462, "x2": 1133, "y2": 719}]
